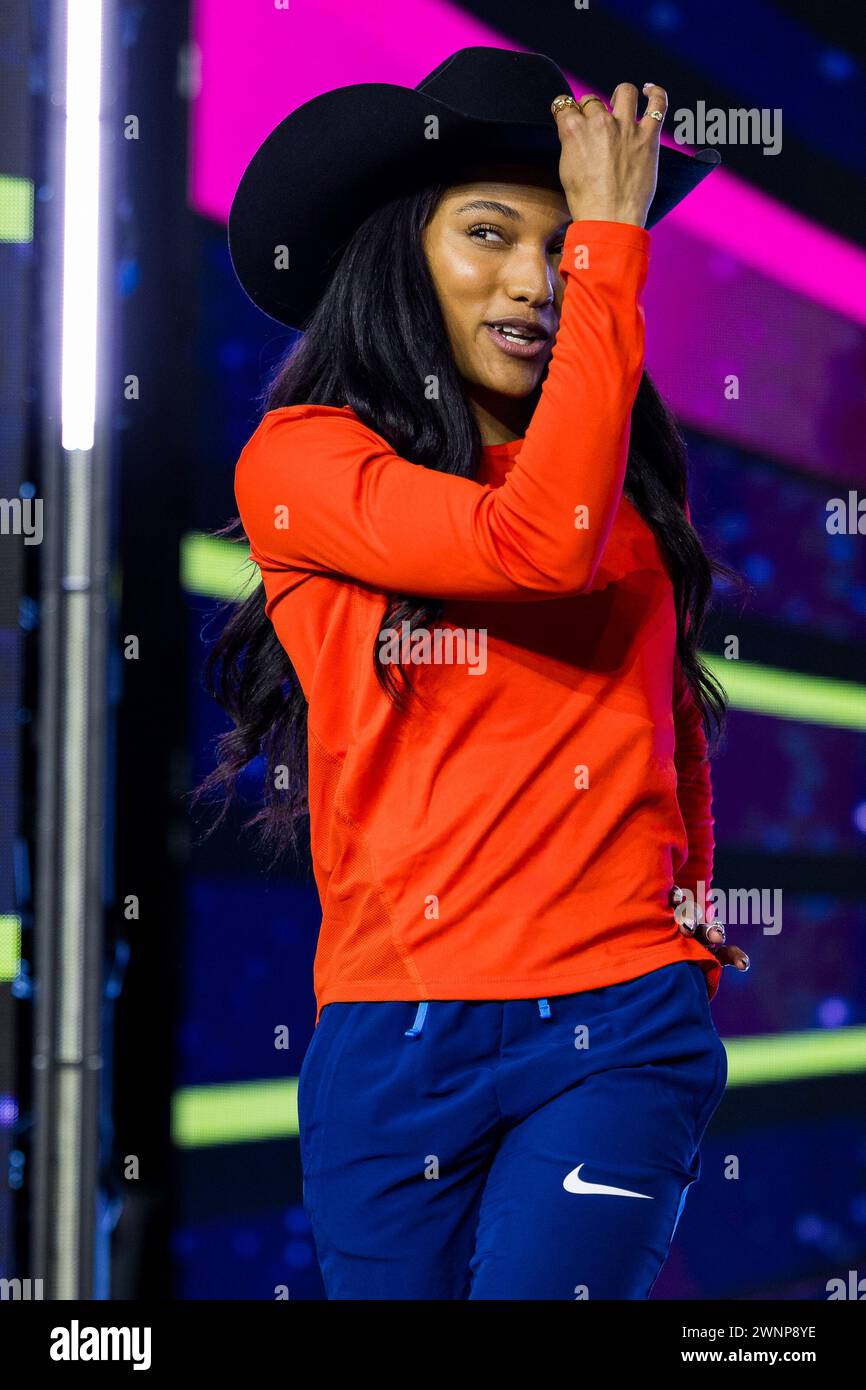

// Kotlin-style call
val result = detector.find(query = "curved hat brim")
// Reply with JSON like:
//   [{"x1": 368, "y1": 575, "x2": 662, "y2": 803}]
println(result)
[{"x1": 228, "y1": 82, "x2": 720, "y2": 330}]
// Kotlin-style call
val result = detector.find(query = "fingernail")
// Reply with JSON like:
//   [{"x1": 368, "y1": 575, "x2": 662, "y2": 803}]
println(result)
[
  {"x1": 643, "y1": 82, "x2": 655, "y2": 91},
  {"x1": 738, "y1": 957, "x2": 750, "y2": 970}
]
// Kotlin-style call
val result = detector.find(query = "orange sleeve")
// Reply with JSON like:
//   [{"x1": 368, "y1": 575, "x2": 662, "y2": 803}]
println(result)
[
  {"x1": 672, "y1": 500, "x2": 716, "y2": 915},
  {"x1": 234, "y1": 219, "x2": 650, "y2": 600}
]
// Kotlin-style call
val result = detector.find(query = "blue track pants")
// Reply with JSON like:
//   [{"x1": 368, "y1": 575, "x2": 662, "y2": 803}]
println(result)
[{"x1": 297, "y1": 960, "x2": 728, "y2": 1299}]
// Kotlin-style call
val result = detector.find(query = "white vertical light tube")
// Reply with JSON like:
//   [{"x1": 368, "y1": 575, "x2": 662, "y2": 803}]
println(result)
[{"x1": 60, "y1": 0, "x2": 102, "y2": 452}]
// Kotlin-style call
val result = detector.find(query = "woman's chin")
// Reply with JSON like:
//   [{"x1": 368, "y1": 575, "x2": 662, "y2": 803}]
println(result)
[{"x1": 475, "y1": 363, "x2": 544, "y2": 400}]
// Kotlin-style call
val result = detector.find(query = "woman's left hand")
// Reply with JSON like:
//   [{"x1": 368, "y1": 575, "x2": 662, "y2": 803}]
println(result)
[{"x1": 669, "y1": 885, "x2": 750, "y2": 971}]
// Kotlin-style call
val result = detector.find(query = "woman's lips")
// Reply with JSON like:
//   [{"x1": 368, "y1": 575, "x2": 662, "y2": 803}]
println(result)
[{"x1": 484, "y1": 323, "x2": 550, "y2": 360}]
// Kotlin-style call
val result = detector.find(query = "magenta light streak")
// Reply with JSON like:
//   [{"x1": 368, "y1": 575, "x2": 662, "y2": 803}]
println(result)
[
  {"x1": 191, "y1": 0, "x2": 866, "y2": 329},
  {"x1": 189, "y1": 0, "x2": 519, "y2": 225},
  {"x1": 644, "y1": 220, "x2": 866, "y2": 485},
  {"x1": 670, "y1": 165, "x2": 866, "y2": 329}
]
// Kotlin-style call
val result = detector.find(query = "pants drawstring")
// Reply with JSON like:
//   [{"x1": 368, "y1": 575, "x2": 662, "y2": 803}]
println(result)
[
  {"x1": 406, "y1": 999, "x2": 550, "y2": 1033},
  {"x1": 405, "y1": 1001, "x2": 429, "y2": 1038}
]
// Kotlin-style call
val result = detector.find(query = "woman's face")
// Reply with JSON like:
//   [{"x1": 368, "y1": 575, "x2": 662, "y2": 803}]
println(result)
[{"x1": 421, "y1": 171, "x2": 571, "y2": 433}]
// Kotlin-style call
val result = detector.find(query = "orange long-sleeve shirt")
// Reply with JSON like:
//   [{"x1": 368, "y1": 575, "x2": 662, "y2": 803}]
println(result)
[{"x1": 234, "y1": 219, "x2": 721, "y2": 1018}]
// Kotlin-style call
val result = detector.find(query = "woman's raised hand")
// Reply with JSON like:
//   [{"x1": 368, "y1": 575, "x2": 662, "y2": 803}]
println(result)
[{"x1": 550, "y1": 82, "x2": 667, "y2": 229}]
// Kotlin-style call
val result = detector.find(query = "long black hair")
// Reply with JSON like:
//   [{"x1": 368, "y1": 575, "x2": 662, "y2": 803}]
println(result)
[{"x1": 189, "y1": 182, "x2": 744, "y2": 868}]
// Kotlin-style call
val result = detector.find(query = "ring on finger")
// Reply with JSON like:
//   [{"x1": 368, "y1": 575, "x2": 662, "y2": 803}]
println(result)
[
  {"x1": 649, "y1": 110, "x2": 664, "y2": 123},
  {"x1": 551, "y1": 95, "x2": 577, "y2": 115},
  {"x1": 578, "y1": 95, "x2": 607, "y2": 114}
]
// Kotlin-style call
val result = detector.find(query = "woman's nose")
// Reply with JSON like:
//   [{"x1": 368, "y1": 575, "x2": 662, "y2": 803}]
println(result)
[{"x1": 503, "y1": 252, "x2": 557, "y2": 307}]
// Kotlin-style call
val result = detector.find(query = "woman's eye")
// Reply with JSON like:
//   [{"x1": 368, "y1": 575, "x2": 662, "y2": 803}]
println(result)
[
  {"x1": 467, "y1": 223, "x2": 505, "y2": 244},
  {"x1": 466, "y1": 225, "x2": 566, "y2": 257}
]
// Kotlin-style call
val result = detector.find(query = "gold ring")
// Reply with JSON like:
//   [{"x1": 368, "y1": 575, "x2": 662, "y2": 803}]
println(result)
[
  {"x1": 649, "y1": 110, "x2": 664, "y2": 123},
  {"x1": 577, "y1": 95, "x2": 607, "y2": 113},
  {"x1": 551, "y1": 95, "x2": 577, "y2": 115}
]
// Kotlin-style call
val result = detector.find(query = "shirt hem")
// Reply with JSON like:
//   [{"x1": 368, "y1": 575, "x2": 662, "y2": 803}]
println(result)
[{"x1": 315, "y1": 941, "x2": 722, "y2": 1017}]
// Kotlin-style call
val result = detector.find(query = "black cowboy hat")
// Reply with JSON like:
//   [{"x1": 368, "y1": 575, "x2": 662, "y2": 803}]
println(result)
[{"x1": 228, "y1": 45, "x2": 720, "y2": 331}]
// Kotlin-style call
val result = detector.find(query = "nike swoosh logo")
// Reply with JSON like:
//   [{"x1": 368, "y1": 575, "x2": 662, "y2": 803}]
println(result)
[{"x1": 563, "y1": 1164, "x2": 653, "y2": 1199}]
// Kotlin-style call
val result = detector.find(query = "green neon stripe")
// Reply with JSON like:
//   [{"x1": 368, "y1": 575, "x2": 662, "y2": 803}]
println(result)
[
  {"x1": 172, "y1": 1029, "x2": 866, "y2": 1147},
  {"x1": 181, "y1": 532, "x2": 260, "y2": 602},
  {"x1": 172, "y1": 1078, "x2": 298, "y2": 1148},
  {"x1": 181, "y1": 533, "x2": 866, "y2": 730},
  {"x1": 702, "y1": 653, "x2": 866, "y2": 731},
  {"x1": 0, "y1": 914, "x2": 21, "y2": 982},
  {"x1": 0, "y1": 176, "x2": 34, "y2": 242},
  {"x1": 723, "y1": 1026, "x2": 866, "y2": 1086}
]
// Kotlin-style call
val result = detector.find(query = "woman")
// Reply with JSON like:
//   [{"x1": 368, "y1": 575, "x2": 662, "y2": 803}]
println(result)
[{"x1": 195, "y1": 47, "x2": 750, "y2": 1300}]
